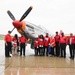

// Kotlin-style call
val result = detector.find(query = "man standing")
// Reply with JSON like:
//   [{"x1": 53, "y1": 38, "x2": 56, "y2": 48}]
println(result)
[
  {"x1": 19, "y1": 34, "x2": 27, "y2": 56},
  {"x1": 68, "y1": 33, "x2": 75, "y2": 59},
  {"x1": 59, "y1": 33, "x2": 66, "y2": 58},
  {"x1": 4, "y1": 31, "x2": 12, "y2": 57},
  {"x1": 54, "y1": 31, "x2": 60, "y2": 57}
]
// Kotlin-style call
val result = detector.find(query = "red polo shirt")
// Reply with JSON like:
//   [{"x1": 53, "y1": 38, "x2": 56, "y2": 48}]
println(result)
[
  {"x1": 19, "y1": 36, "x2": 27, "y2": 43},
  {"x1": 4, "y1": 34, "x2": 12, "y2": 42}
]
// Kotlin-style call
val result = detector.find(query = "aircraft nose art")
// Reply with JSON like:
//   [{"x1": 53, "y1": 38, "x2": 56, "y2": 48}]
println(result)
[{"x1": 12, "y1": 20, "x2": 22, "y2": 29}]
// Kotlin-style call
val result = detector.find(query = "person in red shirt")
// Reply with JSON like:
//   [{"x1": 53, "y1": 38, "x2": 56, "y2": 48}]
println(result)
[
  {"x1": 44, "y1": 33, "x2": 50, "y2": 56},
  {"x1": 59, "y1": 32, "x2": 66, "y2": 58},
  {"x1": 54, "y1": 31, "x2": 60, "y2": 57},
  {"x1": 34, "y1": 38, "x2": 39, "y2": 56},
  {"x1": 19, "y1": 34, "x2": 27, "y2": 56},
  {"x1": 50, "y1": 36, "x2": 56, "y2": 56},
  {"x1": 68, "y1": 33, "x2": 75, "y2": 59},
  {"x1": 38, "y1": 35, "x2": 44, "y2": 56},
  {"x1": 4, "y1": 31, "x2": 12, "y2": 57},
  {"x1": 12, "y1": 34, "x2": 19, "y2": 56}
]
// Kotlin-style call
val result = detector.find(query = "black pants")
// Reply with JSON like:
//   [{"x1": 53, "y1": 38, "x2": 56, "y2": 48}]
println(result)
[
  {"x1": 39, "y1": 47, "x2": 44, "y2": 56},
  {"x1": 20, "y1": 43, "x2": 26, "y2": 56},
  {"x1": 60, "y1": 43, "x2": 66, "y2": 57},
  {"x1": 55, "y1": 42, "x2": 60, "y2": 57},
  {"x1": 44, "y1": 46, "x2": 49, "y2": 56},
  {"x1": 50, "y1": 47, "x2": 54, "y2": 55},
  {"x1": 5, "y1": 42, "x2": 12, "y2": 57},
  {"x1": 34, "y1": 47, "x2": 39, "y2": 56},
  {"x1": 69, "y1": 44, "x2": 74, "y2": 58}
]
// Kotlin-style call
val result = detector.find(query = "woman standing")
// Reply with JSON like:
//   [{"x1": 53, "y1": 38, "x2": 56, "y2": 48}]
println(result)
[{"x1": 12, "y1": 34, "x2": 19, "y2": 56}]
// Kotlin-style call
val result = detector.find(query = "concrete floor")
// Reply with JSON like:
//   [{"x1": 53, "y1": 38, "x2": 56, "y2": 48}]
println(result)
[{"x1": 0, "y1": 40, "x2": 75, "y2": 75}]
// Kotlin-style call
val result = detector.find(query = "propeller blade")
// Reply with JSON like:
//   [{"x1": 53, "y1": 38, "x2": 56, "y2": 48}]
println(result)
[
  {"x1": 10, "y1": 27, "x2": 15, "y2": 33},
  {"x1": 7, "y1": 10, "x2": 16, "y2": 21},
  {"x1": 20, "y1": 6, "x2": 33, "y2": 21}
]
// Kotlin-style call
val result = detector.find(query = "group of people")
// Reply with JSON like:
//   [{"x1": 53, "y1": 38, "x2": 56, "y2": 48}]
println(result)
[
  {"x1": 4, "y1": 30, "x2": 75, "y2": 60},
  {"x1": 34, "y1": 33, "x2": 51, "y2": 56},
  {"x1": 4, "y1": 31, "x2": 27, "y2": 57},
  {"x1": 34, "y1": 32, "x2": 75, "y2": 60}
]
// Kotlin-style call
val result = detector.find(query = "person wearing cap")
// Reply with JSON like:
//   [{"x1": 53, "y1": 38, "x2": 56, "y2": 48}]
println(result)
[{"x1": 4, "y1": 31, "x2": 12, "y2": 57}]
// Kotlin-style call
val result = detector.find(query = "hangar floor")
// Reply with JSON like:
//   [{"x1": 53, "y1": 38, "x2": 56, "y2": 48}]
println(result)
[{"x1": 0, "y1": 40, "x2": 75, "y2": 75}]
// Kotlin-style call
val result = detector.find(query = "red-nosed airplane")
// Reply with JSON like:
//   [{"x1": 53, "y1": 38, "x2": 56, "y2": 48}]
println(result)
[{"x1": 7, "y1": 6, "x2": 51, "y2": 49}]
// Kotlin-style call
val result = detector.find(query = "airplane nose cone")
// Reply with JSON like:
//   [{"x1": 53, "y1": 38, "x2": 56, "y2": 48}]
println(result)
[{"x1": 12, "y1": 20, "x2": 22, "y2": 29}]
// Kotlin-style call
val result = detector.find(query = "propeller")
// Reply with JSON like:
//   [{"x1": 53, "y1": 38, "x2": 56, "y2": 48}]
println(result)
[
  {"x1": 7, "y1": 6, "x2": 33, "y2": 38},
  {"x1": 7, "y1": 6, "x2": 33, "y2": 21},
  {"x1": 7, "y1": 10, "x2": 16, "y2": 33},
  {"x1": 7, "y1": 10, "x2": 16, "y2": 21},
  {"x1": 20, "y1": 6, "x2": 33, "y2": 21}
]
